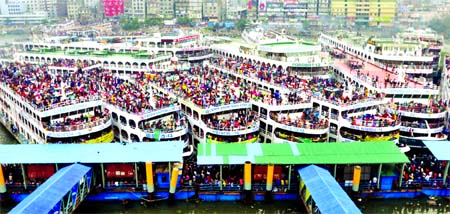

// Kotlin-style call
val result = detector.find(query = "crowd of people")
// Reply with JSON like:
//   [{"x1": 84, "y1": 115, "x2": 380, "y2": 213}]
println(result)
[
  {"x1": 180, "y1": 163, "x2": 290, "y2": 192},
  {"x1": 270, "y1": 110, "x2": 328, "y2": 130},
  {"x1": 347, "y1": 112, "x2": 399, "y2": 128},
  {"x1": 395, "y1": 101, "x2": 447, "y2": 114},
  {"x1": 102, "y1": 74, "x2": 177, "y2": 114},
  {"x1": 2, "y1": 62, "x2": 102, "y2": 110},
  {"x1": 403, "y1": 153, "x2": 449, "y2": 188},
  {"x1": 202, "y1": 110, "x2": 258, "y2": 131},
  {"x1": 45, "y1": 107, "x2": 109, "y2": 132},
  {"x1": 141, "y1": 114, "x2": 186, "y2": 133},
  {"x1": 48, "y1": 58, "x2": 95, "y2": 69}
]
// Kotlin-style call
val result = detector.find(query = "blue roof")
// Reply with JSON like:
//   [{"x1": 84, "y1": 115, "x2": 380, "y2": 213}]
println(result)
[
  {"x1": 9, "y1": 164, "x2": 91, "y2": 214},
  {"x1": 423, "y1": 141, "x2": 450, "y2": 160},
  {"x1": 0, "y1": 142, "x2": 184, "y2": 164},
  {"x1": 298, "y1": 165, "x2": 361, "y2": 214}
]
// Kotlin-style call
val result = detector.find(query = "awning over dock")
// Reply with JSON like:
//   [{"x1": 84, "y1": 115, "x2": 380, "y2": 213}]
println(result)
[
  {"x1": 9, "y1": 164, "x2": 91, "y2": 214},
  {"x1": 0, "y1": 142, "x2": 184, "y2": 164},
  {"x1": 298, "y1": 165, "x2": 361, "y2": 214},
  {"x1": 423, "y1": 141, "x2": 450, "y2": 160},
  {"x1": 197, "y1": 141, "x2": 409, "y2": 165}
]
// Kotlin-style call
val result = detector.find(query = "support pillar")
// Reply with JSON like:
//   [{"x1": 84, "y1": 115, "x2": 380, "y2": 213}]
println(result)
[
  {"x1": 134, "y1": 163, "x2": 139, "y2": 188},
  {"x1": 443, "y1": 161, "x2": 450, "y2": 186},
  {"x1": 168, "y1": 163, "x2": 179, "y2": 206},
  {"x1": 0, "y1": 164, "x2": 6, "y2": 193},
  {"x1": 55, "y1": 163, "x2": 59, "y2": 171},
  {"x1": 288, "y1": 165, "x2": 292, "y2": 191},
  {"x1": 399, "y1": 163, "x2": 406, "y2": 188},
  {"x1": 377, "y1": 164, "x2": 382, "y2": 189},
  {"x1": 243, "y1": 161, "x2": 253, "y2": 205},
  {"x1": 219, "y1": 165, "x2": 223, "y2": 191},
  {"x1": 145, "y1": 162, "x2": 154, "y2": 201},
  {"x1": 352, "y1": 166, "x2": 361, "y2": 192},
  {"x1": 333, "y1": 164, "x2": 337, "y2": 178},
  {"x1": 100, "y1": 163, "x2": 105, "y2": 188},
  {"x1": 265, "y1": 164, "x2": 274, "y2": 203},
  {"x1": 21, "y1": 164, "x2": 27, "y2": 190}
]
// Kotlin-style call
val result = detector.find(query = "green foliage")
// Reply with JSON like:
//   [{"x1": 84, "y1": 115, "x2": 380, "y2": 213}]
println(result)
[
  {"x1": 121, "y1": 18, "x2": 141, "y2": 31},
  {"x1": 145, "y1": 17, "x2": 163, "y2": 26},
  {"x1": 236, "y1": 19, "x2": 248, "y2": 31},
  {"x1": 177, "y1": 16, "x2": 192, "y2": 26},
  {"x1": 428, "y1": 14, "x2": 450, "y2": 38}
]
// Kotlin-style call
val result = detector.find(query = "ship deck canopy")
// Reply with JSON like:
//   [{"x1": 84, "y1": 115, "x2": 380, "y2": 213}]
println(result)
[
  {"x1": 9, "y1": 164, "x2": 91, "y2": 214},
  {"x1": 197, "y1": 141, "x2": 409, "y2": 165},
  {"x1": 298, "y1": 165, "x2": 361, "y2": 214},
  {"x1": 423, "y1": 141, "x2": 450, "y2": 160},
  {"x1": 0, "y1": 142, "x2": 184, "y2": 164}
]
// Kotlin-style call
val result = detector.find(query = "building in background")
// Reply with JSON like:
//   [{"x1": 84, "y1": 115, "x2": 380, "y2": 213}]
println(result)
[
  {"x1": 125, "y1": 0, "x2": 146, "y2": 19},
  {"x1": 102, "y1": 0, "x2": 124, "y2": 17},
  {"x1": 67, "y1": 0, "x2": 81, "y2": 19},
  {"x1": 246, "y1": 0, "x2": 258, "y2": 20},
  {"x1": 0, "y1": 0, "x2": 27, "y2": 15},
  {"x1": 0, "y1": 11, "x2": 47, "y2": 24},
  {"x1": 147, "y1": 0, "x2": 175, "y2": 19},
  {"x1": 331, "y1": 0, "x2": 397, "y2": 26},
  {"x1": 306, "y1": 0, "x2": 330, "y2": 19},
  {"x1": 56, "y1": 0, "x2": 68, "y2": 17},
  {"x1": 203, "y1": 0, "x2": 225, "y2": 22},
  {"x1": 174, "y1": 0, "x2": 202, "y2": 21},
  {"x1": 225, "y1": 0, "x2": 247, "y2": 20}
]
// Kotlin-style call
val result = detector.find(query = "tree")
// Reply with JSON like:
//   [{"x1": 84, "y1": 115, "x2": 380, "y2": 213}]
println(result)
[
  {"x1": 121, "y1": 18, "x2": 141, "y2": 31},
  {"x1": 145, "y1": 17, "x2": 163, "y2": 26},
  {"x1": 177, "y1": 16, "x2": 192, "y2": 26},
  {"x1": 428, "y1": 14, "x2": 450, "y2": 38},
  {"x1": 236, "y1": 19, "x2": 248, "y2": 31}
]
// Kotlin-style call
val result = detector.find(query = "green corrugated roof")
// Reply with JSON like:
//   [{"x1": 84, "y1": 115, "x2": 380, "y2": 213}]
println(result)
[{"x1": 197, "y1": 141, "x2": 409, "y2": 165}]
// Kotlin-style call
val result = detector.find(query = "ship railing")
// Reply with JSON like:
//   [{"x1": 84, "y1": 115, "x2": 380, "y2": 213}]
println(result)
[
  {"x1": 270, "y1": 117, "x2": 329, "y2": 130},
  {"x1": 44, "y1": 116, "x2": 111, "y2": 132},
  {"x1": 347, "y1": 116, "x2": 400, "y2": 128},
  {"x1": 252, "y1": 96, "x2": 312, "y2": 106},
  {"x1": 181, "y1": 183, "x2": 297, "y2": 192},
  {"x1": 105, "y1": 99, "x2": 179, "y2": 116},
  {"x1": 397, "y1": 105, "x2": 446, "y2": 114},
  {"x1": 401, "y1": 121, "x2": 445, "y2": 129},
  {"x1": 142, "y1": 124, "x2": 187, "y2": 133},
  {"x1": 37, "y1": 95, "x2": 102, "y2": 112},
  {"x1": 205, "y1": 118, "x2": 259, "y2": 132},
  {"x1": 1, "y1": 82, "x2": 102, "y2": 112},
  {"x1": 399, "y1": 178, "x2": 448, "y2": 189},
  {"x1": 312, "y1": 95, "x2": 384, "y2": 107}
]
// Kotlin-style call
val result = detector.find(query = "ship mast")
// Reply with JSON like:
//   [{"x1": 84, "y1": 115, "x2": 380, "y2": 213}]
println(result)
[
  {"x1": 438, "y1": 51, "x2": 449, "y2": 102},
  {"x1": 438, "y1": 51, "x2": 449, "y2": 133}
]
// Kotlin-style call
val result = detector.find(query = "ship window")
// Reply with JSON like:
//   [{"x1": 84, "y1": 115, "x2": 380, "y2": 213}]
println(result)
[
  {"x1": 129, "y1": 120, "x2": 136, "y2": 129},
  {"x1": 120, "y1": 116, "x2": 127, "y2": 126},
  {"x1": 260, "y1": 108, "x2": 267, "y2": 119},
  {"x1": 120, "y1": 130, "x2": 128, "y2": 141},
  {"x1": 112, "y1": 112, "x2": 118, "y2": 122},
  {"x1": 252, "y1": 105, "x2": 258, "y2": 112},
  {"x1": 260, "y1": 121, "x2": 266, "y2": 130},
  {"x1": 130, "y1": 134, "x2": 139, "y2": 142}
]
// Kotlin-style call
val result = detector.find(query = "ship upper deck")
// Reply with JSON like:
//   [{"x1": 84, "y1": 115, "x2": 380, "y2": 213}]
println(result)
[
  {"x1": 212, "y1": 41, "x2": 331, "y2": 67},
  {"x1": 333, "y1": 55, "x2": 439, "y2": 94},
  {"x1": 0, "y1": 63, "x2": 178, "y2": 118}
]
